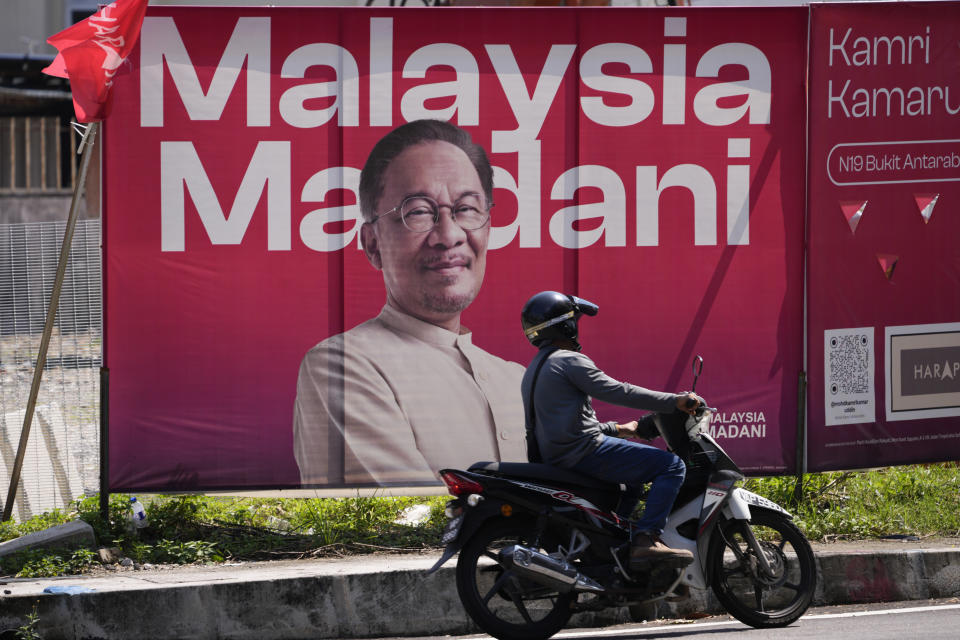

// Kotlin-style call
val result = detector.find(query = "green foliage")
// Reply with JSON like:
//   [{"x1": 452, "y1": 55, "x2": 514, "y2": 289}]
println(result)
[
  {"x1": 64, "y1": 491, "x2": 447, "y2": 566},
  {"x1": 150, "y1": 540, "x2": 225, "y2": 564},
  {"x1": 278, "y1": 493, "x2": 448, "y2": 549},
  {"x1": 14, "y1": 509, "x2": 72, "y2": 535},
  {"x1": 0, "y1": 519, "x2": 20, "y2": 543},
  {"x1": 128, "y1": 541, "x2": 153, "y2": 565},
  {"x1": 3, "y1": 547, "x2": 97, "y2": 578},
  {"x1": 745, "y1": 463, "x2": 960, "y2": 541},
  {"x1": 6, "y1": 463, "x2": 960, "y2": 578},
  {"x1": 75, "y1": 493, "x2": 139, "y2": 541},
  {"x1": 16, "y1": 602, "x2": 41, "y2": 640}
]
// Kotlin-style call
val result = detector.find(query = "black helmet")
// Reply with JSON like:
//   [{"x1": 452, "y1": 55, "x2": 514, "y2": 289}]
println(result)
[{"x1": 521, "y1": 291, "x2": 599, "y2": 348}]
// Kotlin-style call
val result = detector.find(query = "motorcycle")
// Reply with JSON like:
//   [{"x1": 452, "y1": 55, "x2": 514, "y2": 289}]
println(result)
[{"x1": 427, "y1": 356, "x2": 816, "y2": 640}]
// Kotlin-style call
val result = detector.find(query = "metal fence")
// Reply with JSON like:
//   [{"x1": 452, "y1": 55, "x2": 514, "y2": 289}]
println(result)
[{"x1": 0, "y1": 219, "x2": 101, "y2": 521}]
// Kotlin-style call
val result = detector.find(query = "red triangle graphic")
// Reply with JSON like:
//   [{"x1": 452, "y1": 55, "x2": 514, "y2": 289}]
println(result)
[
  {"x1": 876, "y1": 253, "x2": 899, "y2": 280},
  {"x1": 913, "y1": 193, "x2": 938, "y2": 223},
  {"x1": 839, "y1": 200, "x2": 867, "y2": 234}
]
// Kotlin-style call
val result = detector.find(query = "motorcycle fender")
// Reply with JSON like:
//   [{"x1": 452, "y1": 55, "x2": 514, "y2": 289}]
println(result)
[
  {"x1": 697, "y1": 469, "x2": 741, "y2": 538},
  {"x1": 724, "y1": 487, "x2": 752, "y2": 521},
  {"x1": 425, "y1": 499, "x2": 504, "y2": 575},
  {"x1": 426, "y1": 542, "x2": 462, "y2": 575},
  {"x1": 682, "y1": 469, "x2": 741, "y2": 588}
]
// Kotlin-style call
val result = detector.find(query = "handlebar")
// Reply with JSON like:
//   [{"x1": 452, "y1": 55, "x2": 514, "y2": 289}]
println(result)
[{"x1": 682, "y1": 394, "x2": 717, "y2": 417}]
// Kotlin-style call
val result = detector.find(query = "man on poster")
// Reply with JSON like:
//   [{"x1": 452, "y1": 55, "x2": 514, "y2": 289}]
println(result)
[{"x1": 293, "y1": 119, "x2": 526, "y2": 486}]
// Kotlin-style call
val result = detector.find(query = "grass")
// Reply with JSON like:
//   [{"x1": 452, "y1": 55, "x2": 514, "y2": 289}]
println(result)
[
  {"x1": 0, "y1": 492, "x2": 450, "y2": 577},
  {"x1": 741, "y1": 463, "x2": 960, "y2": 541},
  {"x1": 2, "y1": 463, "x2": 959, "y2": 577}
]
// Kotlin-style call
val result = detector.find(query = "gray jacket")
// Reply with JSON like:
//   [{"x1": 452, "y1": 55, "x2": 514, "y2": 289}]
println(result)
[{"x1": 521, "y1": 347, "x2": 679, "y2": 468}]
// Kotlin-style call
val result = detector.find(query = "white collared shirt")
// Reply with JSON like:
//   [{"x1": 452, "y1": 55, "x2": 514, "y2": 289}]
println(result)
[{"x1": 293, "y1": 305, "x2": 527, "y2": 486}]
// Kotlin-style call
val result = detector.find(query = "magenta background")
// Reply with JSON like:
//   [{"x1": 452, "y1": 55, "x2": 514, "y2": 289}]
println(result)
[
  {"x1": 103, "y1": 6, "x2": 807, "y2": 491},
  {"x1": 806, "y1": 2, "x2": 960, "y2": 471}
]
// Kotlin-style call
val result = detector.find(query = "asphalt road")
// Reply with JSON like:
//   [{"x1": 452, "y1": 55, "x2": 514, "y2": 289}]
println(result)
[{"x1": 372, "y1": 598, "x2": 960, "y2": 640}]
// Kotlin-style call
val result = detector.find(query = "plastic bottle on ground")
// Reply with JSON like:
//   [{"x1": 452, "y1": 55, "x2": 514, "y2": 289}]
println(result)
[{"x1": 129, "y1": 496, "x2": 148, "y2": 529}]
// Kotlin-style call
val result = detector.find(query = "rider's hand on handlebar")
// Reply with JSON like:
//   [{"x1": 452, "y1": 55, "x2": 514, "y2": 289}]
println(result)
[
  {"x1": 676, "y1": 393, "x2": 701, "y2": 416},
  {"x1": 616, "y1": 421, "x2": 640, "y2": 439}
]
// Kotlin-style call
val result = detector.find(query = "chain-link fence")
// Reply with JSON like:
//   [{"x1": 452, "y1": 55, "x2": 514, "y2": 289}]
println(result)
[{"x1": 0, "y1": 219, "x2": 101, "y2": 521}]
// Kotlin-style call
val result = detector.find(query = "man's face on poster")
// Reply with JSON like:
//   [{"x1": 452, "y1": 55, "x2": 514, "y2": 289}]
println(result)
[{"x1": 361, "y1": 140, "x2": 490, "y2": 326}]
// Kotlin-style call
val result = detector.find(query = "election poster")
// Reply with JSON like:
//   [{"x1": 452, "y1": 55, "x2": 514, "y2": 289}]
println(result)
[
  {"x1": 806, "y1": 1, "x2": 960, "y2": 471},
  {"x1": 102, "y1": 6, "x2": 807, "y2": 491}
]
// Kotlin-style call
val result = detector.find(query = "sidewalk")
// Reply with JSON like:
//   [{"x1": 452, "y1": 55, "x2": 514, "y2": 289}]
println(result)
[{"x1": 1, "y1": 539, "x2": 959, "y2": 639}]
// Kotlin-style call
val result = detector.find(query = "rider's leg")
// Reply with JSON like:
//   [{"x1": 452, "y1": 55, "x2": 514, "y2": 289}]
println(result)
[
  {"x1": 633, "y1": 453, "x2": 685, "y2": 534},
  {"x1": 569, "y1": 436, "x2": 685, "y2": 530},
  {"x1": 569, "y1": 436, "x2": 692, "y2": 566}
]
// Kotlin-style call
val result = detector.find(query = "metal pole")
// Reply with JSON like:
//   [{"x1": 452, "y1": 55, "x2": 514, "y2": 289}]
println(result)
[
  {"x1": 99, "y1": 366, "x2": 109, "y2": 523},
  {"x1": 793, "y1": 370, "x2": 807, "y2": 506},
  {"x1": 2, "y1": 122, "x2": 98, "y2": 522}
]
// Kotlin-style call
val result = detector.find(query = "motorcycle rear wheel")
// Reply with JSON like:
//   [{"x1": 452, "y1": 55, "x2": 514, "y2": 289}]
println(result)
[
  {"x1": 456, "y1": 517, "x2": 574, "y2": 640},
  {"x1": 707, "y1": 508, "x2": 816, "y2": 628}
]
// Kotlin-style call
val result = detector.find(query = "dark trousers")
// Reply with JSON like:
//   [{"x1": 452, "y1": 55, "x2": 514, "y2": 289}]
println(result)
[{"x1": 570, "y1": 435, "x2": 686, "y2": 535}]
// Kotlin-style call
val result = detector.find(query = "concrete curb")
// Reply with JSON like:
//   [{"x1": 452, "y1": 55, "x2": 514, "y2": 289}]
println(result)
[
  {"x1": 0, "y1": 521, "x2": 95, "y2": 559},
  {"x1": 1, "y1": 546, "x2": 959, "y2": 639}
]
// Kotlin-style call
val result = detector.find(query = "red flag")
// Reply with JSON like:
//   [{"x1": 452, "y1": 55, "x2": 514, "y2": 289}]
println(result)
[{"x1": 42, "y1": 0, "x2": 149, "y2": 123}]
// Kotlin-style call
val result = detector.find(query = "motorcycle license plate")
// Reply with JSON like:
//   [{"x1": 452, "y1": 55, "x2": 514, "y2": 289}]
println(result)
[{"x1": 441, "y1": 513, "x2": 465, "y2": 544}]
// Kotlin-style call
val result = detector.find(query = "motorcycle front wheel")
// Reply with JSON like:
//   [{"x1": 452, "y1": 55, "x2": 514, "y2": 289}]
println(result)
[
  {"x1": 456, "y1": 516, "x2": 574, "y2": 640},
  {"x1": 707, "y1": 508, "x2": 816, "y2": 628}
]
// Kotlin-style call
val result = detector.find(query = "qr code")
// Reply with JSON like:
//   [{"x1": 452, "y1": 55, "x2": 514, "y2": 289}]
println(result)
[{"x1": 828, "y1": 334, "x2": 870, "y2": 395}]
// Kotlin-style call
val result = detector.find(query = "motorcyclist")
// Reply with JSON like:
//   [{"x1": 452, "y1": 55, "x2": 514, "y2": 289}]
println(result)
[{"x1": 520, "y1": 291, "x2": 698, "y2": 567}]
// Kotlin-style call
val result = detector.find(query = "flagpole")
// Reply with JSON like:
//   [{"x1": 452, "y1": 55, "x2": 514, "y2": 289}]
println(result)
[{"x1": 2, "y1": 122, "x2": 99, "y2": 522}]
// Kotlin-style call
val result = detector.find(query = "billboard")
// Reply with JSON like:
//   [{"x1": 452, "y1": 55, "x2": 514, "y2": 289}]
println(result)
[
  {"x1": 806, "y1": 1, "x2": 960, "y2": 470},
  {"x1": 103, "y1": 6, "x2": 807, "y2": 491}
]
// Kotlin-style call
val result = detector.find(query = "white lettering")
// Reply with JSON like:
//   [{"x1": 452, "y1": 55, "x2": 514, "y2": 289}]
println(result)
[
  {"x1": 727, "y1": 138, "x2": 750, "y2": 245},
  {"x1": 401, "y1": 44, "x2": 479, "y2": 125},
  {"x1": 829, "y1": 26, "x2": 932, "y2": 68},
  {"x1": 485, "y1": 44, "x2": 575, "y2": 138},
  {"x1": 279, "y1": 44, "x2": 359, "y2": 128},
  {"x1": 488, "y1": 165, "x2": 523, "y2": 250},
  {"x1": 829, "y1": 27, "x2": 851, "y2": 66},
  {"x1": 663, "y1": 18, "x2": 686, "y2": 125},
  {"x1": 299, "y1": 167, "x2": 362, "y2": 252},
  {"x1": 369, "y1": 18, "x2": 393, "y2": 126},
  {"x1": 579, "y1": 43, "x2": 654, "y2": 127},
  {"x1": 141, "y1": 16, "x2": 774, "y2": 251},
  {"x1": 161, "y1": 141, "x2": 290, "y2": 251},
  {"x1": 548, "y1": 165, "x2": 626, "y2": 248},
  {"x1": 694, "y1": 43, "x2": 771, "y2": 126},
  {"x1": 140, "y1": 17, "x2": 271, "y2": 127},
  {"x1": 636, "y1": 164, "x2": 717, "y2": 246},
  {"x1": 490, "y1": 133, "x2": 542, "y2": 248},
  {"x1": 828, "y1": 79, "x2": 850, "y2": 118}
]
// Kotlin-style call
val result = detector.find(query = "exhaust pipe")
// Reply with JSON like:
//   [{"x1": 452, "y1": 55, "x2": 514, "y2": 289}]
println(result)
[{"x1": 499, "y1": 545, "x2": 604, "y2": 594}]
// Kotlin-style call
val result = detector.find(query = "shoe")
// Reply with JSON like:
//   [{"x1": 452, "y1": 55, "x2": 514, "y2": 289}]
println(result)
[{"x1": 629, "y1": 533, "x2": 694, "y2": 569}]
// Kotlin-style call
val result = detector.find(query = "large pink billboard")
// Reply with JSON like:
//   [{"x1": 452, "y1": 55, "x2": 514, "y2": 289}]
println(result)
[
  {"x1": 806, "y1": 1, "x2": 960, "y2": 471},
  {"x1": 103, "y1": 6, "x2": 807, "y2": 491}
]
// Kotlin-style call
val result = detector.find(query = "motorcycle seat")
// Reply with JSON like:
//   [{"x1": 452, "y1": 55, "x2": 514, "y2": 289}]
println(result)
[{"x1": 468, "y1": 461, "x2": 622, "y2": 494}]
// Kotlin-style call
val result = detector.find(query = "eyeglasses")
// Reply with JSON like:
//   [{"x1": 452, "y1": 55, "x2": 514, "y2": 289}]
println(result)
[{"x1": 371, "y1": 194, "x2": 492, "y2": 233}]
